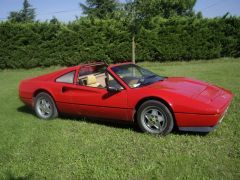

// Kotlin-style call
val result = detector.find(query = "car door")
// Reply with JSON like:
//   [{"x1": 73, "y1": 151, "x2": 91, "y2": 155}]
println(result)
[
  {"x1": 53, "y1": 70, "x2": 78, "y2": 114},
  {"x1": 70, "y1": 85, "x2": 128, "y2": 121},
  {"x1": 61, "y1": 67, "x2": 129, "y2": 121}
]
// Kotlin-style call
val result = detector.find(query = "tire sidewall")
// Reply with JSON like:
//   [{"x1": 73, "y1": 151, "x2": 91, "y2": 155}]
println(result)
[{"x1": 137, "y1": 100, "x2": 174, "y2": 135}]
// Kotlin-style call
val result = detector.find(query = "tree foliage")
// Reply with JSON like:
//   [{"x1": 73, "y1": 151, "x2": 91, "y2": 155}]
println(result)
[
  {"x1": 1, "y1": 0, "x2": 239, "y2": 69},
  {"x1": 0, "y1": 16, "x2": 239, "y2": 69},
  {"x1": 80, "y1": 0, "x2": 119, "y2": 18},
  {"x1": 127, "y1": 0, "x2": 197, "y2": 23},
  {"x1": 8, "y1": 0, "x2": 35, "y2": 22}
]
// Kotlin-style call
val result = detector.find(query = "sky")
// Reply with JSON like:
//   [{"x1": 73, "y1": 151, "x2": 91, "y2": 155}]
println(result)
[{"x1": 0, "y1": 0, "x2": 240, "y2": 22}]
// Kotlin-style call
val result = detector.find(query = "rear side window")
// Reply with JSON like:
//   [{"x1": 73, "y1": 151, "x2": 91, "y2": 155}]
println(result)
[{"x1": 56, "y1": 71, "x2": 75, "y2": 84}]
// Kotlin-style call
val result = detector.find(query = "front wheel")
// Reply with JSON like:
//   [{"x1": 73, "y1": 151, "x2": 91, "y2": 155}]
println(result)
[
  {"x1": 34, "y1": 92, "x2": 58, "y2": 120},
  {"x1": 137, "y1": 100, "x2": 174, "y2": 135}
]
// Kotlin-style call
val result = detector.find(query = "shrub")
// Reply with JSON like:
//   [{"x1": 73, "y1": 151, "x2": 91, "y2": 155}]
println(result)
[{"x1": 0, "y1": 16, "x2": 239, "y2": 69}]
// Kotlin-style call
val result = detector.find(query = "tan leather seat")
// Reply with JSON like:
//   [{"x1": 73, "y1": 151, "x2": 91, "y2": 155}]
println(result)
[{"x1": 86, "y1": 75, "x2": 100, "y2": 87}]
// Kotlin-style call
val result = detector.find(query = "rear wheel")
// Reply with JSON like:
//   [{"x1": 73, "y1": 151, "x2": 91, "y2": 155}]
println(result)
[
  {"x1": 137, "y1": 100, "x2": 174, "y2": 135},
  {"x1": 34, "y1": 92, "x2": 58, "y2": 120}
]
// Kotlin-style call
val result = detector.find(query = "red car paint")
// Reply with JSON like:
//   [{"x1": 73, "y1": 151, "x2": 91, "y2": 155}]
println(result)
[{"x1": 19, "y1": 62, "x2": 233, "y2": 132}]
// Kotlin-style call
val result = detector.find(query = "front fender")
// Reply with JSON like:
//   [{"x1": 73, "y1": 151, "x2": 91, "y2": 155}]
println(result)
[{"x1": 127, "y1": 88, "x2": 217, "y2": 115}]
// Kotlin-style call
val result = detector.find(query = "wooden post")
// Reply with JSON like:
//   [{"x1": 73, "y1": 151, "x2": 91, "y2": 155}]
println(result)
[{"x1": 132, "y1": 35, "x2": 136, "y2": 64}]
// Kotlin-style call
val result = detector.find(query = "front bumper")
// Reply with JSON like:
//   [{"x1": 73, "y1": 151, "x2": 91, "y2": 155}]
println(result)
[{"x1": 178, "y1": 106, "x2": 230, "y2": 133}]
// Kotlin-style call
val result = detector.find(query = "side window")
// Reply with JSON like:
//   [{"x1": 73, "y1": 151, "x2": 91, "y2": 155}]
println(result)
[
  {"x1": 56, "y1": 71, "x2": 75, "y2": 84},
  {"x1": 106, "y1": 73, "x2": 124, "y2": 90}
]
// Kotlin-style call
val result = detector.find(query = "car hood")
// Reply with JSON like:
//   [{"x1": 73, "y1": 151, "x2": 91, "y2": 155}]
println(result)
[{"x1": 147, "y1": 77, "x2": 221, "y2": 100}]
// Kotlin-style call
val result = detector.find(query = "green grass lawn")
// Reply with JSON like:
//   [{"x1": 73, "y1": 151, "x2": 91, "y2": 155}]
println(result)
[{"x1": 0, "y1": 58, "x2": 240, "y2": 179}]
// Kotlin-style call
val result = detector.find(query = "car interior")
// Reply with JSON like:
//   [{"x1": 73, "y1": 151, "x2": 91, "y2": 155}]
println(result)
[
  {"x1": 78, "y1": 65, "x2": 123, "y2": 90},
  {"x1": 55, "y1": 64, "x2": 142, "y2": 89},
  {"x1": 78, "y1": 73, "x2": 107, "y2": 88}
]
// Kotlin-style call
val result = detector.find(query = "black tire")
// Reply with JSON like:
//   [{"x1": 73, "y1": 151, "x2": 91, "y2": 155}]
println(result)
[
  {"x1": 137, "y1": 100, "x2": 174, "y2": 135},
  {"x1": 34, "y1": 92, "x2": 58, "y2": 120}
]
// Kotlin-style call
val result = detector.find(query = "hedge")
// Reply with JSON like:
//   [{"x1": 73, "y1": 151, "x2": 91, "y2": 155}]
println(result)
[{"x1": 0, "y1": 16, "x2": 239, "y2": 69}]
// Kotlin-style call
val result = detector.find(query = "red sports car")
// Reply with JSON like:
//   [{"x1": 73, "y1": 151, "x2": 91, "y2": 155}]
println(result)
[{"x1": 19, "y1": 62, "x2": 232, "y2": 135}]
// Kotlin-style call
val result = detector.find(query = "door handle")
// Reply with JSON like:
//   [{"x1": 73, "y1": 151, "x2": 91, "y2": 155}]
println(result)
[{"x1": 62, "y1": 86, "x2": 79, "y2": 93}]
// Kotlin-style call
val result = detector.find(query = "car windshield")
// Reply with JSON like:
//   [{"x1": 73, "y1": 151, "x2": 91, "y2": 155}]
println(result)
[{"x1": 111, "y1": 64, "x2": 165, "y2": 88}]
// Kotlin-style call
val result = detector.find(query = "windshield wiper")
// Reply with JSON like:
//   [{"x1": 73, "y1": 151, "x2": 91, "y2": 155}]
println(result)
[
  {"x1": 139, "y1": 77, "x2": 165, "y2": 87},
  {"x1": 139, "y1": 81, "x2": 153, "y2": 87}
]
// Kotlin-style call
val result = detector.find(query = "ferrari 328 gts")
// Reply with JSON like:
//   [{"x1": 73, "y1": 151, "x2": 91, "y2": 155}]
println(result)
[{"x1": 19, "y1": 62, "x2": 232, "y2": 135}]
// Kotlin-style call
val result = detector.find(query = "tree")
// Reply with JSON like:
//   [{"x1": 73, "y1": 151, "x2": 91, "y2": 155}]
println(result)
[
  {"x1": 50, "y1": 16, "x2": 60, "y2": 24},
  {"x1": 8, "y1": 0, "x2": 36, "y2": 22},
  {"x1": 125, "y1": 0, "x2": 197, "y2": 63},
  {"x1": 127, "y1": 0, "x2": 196, "y2": 23},
  {"x1": 80, "y1": 0, "x2": 119, "y2": 19},
  {"x1": 8, "y1": 12, "x2": 23, "y2": 22}
]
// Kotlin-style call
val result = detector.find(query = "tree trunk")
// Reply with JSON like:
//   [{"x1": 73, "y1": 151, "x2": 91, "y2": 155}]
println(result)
[{"x1": 132, "y1": 35, "x2": 136, "y2": 64}]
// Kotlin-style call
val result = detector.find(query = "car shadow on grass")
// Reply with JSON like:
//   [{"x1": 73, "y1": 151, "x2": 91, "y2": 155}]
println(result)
[
  {"x1": 5, "y1": 171, "x2": 34, "y2": 180},
  {"x1": 17, "y1": 105, "x2": 141, "y2": 133},
  {"x1": 62, "y1": 113, "x2": 143, "y2": 133},
  {"x1": 17, "y1": 105, "x2": 35, "y2": 116},
  {"x1": 17, "y1": 105, "x2": 208, "y2": 136}
]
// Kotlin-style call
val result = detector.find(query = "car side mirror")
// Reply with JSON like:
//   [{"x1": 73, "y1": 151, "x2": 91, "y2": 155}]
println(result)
[
  {"x1": 107, "y1": 86, "x2": 121, "y2": 92},
  {"x1": 105, "y1": 77, "x2": 121, "y2": 93}
]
